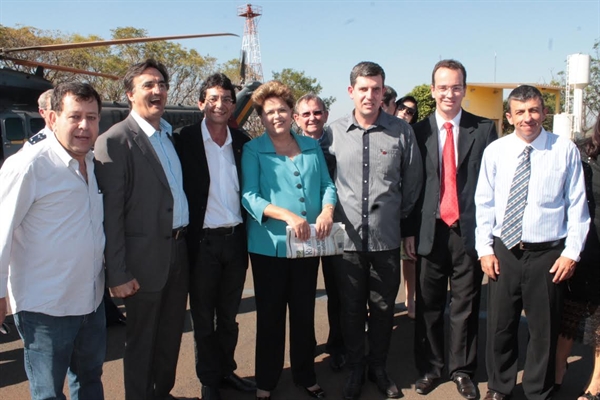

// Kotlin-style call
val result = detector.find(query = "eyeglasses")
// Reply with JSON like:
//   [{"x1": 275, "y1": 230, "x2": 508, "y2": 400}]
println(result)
[
  {"x1": 298, "y1": 110, "x2": 324, "y2": 118},
  {"x1": 206, "y1": 96, "x2": 234, "y2": 105},
  {"x1": 398, "y1": 104, "x2": 416, "y2": 116},
  {"x1": 435, "y1": 85, "x2": 464, "y2": 95},
  {"x1": 141, "y1": 80, "x2": 169, "y2": 91}
]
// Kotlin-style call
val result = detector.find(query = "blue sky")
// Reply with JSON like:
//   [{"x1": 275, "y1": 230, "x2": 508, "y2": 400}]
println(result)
[{"x1": 1, "y1": 0, "x2": 599, "y2": 120}]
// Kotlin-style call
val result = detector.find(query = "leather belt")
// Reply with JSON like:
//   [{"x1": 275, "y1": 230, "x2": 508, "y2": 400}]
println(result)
[
  {"x1": 172, "y1": 227, "x2": 187, "y2": 240},
  {"x1": 436, "y1": 219, "x2": 459, "y2": 229},
  {"x1": 203, "y1": 224, "x2": 241, "y2": 236},
  {"x1": 519, "y1": 239, "x2": 564, "y2": 251}
]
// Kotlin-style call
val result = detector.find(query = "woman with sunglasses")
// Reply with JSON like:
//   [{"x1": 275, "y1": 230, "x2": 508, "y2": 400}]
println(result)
[{"x1": 396, "y1": 95, "x2": 419, "y2": 125}]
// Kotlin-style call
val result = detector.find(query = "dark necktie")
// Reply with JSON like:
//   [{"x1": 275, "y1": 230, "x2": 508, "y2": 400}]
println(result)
[
  {"x1": 440, "y1": 122, "x2": 459, "y2": 226},
  {"x1": 501, "y1": 146, "x2": 533, "y2": 249}
]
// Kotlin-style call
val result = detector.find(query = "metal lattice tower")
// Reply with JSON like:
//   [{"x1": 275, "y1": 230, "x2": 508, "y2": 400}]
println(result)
[{"x1": 238, "y1": 4, "x2": 263, "y2": 83}]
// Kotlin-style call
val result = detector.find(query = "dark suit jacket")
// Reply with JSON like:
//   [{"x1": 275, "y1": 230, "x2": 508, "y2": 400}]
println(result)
[
  {"x1": 174, "y1": 121, "x2": 249, "y2": 266},
  {"x1": 404, "y1": 110, "x2": 497, "y2": 258},
  {"x1": 94, "y1": 115, "x2": 176, "y2": 292}
]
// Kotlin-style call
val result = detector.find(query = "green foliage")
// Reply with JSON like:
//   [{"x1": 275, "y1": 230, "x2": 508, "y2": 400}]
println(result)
[
  {"x1": 583, "y1": 41, "x2": 600, "y2": 128},
  {"x1": 405, "y1": 84, "x2": 436, "y2": 122},
  {"x1": 271, "y1": 68, "x2": 335, "y2": 110}
]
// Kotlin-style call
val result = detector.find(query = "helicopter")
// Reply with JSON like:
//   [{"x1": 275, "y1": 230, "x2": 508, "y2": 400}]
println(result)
[{"x1": 0, "y1": 32, "x2": 261, "y2": 163}]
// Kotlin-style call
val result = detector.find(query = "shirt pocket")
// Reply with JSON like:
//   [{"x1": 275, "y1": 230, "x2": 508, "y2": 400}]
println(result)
[{"x1": 376, "y1": 148, "x2": 400, "y2": 180}]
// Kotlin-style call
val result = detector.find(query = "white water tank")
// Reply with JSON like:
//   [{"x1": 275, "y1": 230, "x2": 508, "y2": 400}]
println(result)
[
  {"x1": 568, "y1": 54, "x2": 591, "y2": 88},
  {"x1": 553, "y1": 113, "x2": 573, "y2": 139}
]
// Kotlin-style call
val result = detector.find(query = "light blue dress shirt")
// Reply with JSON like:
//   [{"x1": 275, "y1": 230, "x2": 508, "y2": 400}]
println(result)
[
  {"x1": 130, "y1": 111, "x2": 189, "y2": 229},
  {"x1": 242, "y1": 131, "x2": 337, "y2": 257},
  {"x1": 475, "y1": 129, "x2": 590, "y2": 261}
]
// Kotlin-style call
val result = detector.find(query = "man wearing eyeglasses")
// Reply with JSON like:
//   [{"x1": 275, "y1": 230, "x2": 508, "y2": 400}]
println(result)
[
  {"x1": 403, "y1": 59, "x2": 497, "y2": 399},
  {"x1": 174, "y1": 73, "x2": 254, "y2": 400},
  {"x1": 293, "y1": 94, "x2": 346, "y2": 373},
  {"x1": 94, "y1": 59, "x2": 193, "y2": 400}
]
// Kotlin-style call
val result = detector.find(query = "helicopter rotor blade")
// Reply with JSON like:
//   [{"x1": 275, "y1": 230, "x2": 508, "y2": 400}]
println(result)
[
  {"x1": 2, "y1": 33, "x2": 239, "y2": 54},
  {"x1": 240, "y1": 50, "x2": 247, "y2": 84},
  {"x1": 6, "y1": 57, "x2": 121, "y2": 80}
]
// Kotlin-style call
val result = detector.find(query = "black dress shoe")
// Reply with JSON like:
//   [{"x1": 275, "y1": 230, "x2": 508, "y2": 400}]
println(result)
[
  {"x1": 201, "y1": 386, "x2": 222, "y2": 400},
  {"x1": 453, "y1": 374, "x2": 477, "y2": 400},
  {"x1": 484, "y1": 390, "x2": 508, "y2": 400},
  {"x1": 343, "y1": 368, "x2": 365, "y2": 400},
  {"x1": 329, "y1": 353, "x2": 346, "y2": 372},
  {"x1": 221, "y1": 373, "x2": 256, "y2": 392},
  {"x1": 255, "y1": 396, "x2": 271, "y2": 400},
  {"x1": 300, "y1": 385, "x2": 326, "y2": 399},
  {"x1": 415, "y1": 376, "x2": 438, "y2": 395},
  {"x1": 367, "y1": 367, "x2": 401, "y2": 398}
]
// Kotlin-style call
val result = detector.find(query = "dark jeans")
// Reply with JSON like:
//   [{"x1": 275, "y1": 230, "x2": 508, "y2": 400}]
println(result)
[
  {"x1": 333, "y1": 249, "x2": 401, "y2": 370},
  {"x1": 189, "y1": 228, "x2": 248, "y2": 386},
  {"x1": 321, "y1": 255, "x2": 345, "y2": 356},
  {"x1": 122, "y1": 237, "x2": 189, "y2": 400},
  {"x1": 14, "y1": 302, "x2": 106, "y2": 400},
  {"x1": 486, "y1": 238, "x2": 564, "y2": 400},
  {"x1": 251, "y1": 253, "x2": 319, "y2": 391}
]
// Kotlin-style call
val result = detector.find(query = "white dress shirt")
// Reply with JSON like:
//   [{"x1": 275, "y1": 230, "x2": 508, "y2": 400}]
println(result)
[
  {"x1": 131, "y1": 111, "x2": 189, "y2": 229},
  {"x1": 475, "y1": 129, "x2": 590, "y2": 261},
  {"x1": 0, "y1": 133, "x2": 105, "y2": 316}
]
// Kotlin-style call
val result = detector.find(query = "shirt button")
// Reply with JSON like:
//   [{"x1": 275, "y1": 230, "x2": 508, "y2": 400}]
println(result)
[
  {"x1": 299, "y1": 197, "x2": 305, "y2": 202},
  {"x1": 364, "y1": 164, "x2": 368, "y2": 167},
  {"x1": 301, "y1": 211, "x2": 307, "y2": 216},
  {"x1": 364, "y1": 180, "x2": 367, "y2": 183},
  {"x1": 294, "y1": 171, "x2": 300, "y2": 176},
  {"x1": 364, "y1": 198, "x2": 367, "y2": 201},
  {"x1": 296, "y1": 183, "x2": 302, "y2": 189}
]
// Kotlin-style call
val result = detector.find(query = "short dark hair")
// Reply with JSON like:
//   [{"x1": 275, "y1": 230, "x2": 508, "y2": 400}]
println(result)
[
  {"x1": 123, "y1": 59, "x2": 169, "y2": 106},
  {"x1": 586, "y1": 116, "x2": 600, "y2": 159},
  {"x1": 251, "y1": 81, "x2": 295, "y2": 116},
  {"x1": 506, "y1": 85, "x2": 545, "y2": 112},
  {"x1": 395, "y1": 95, "x2": 419, "y2": 124},
  {"x1": 295, "y1": 93, "x2": 327, "y2": 113},
  {"x1": 350, "y1": 61, "x2": 385, "y2": 87},
  {"x1": 199, "y1": 73, "x2": 237, "y2": 104},
  {"x1": 51, "y1": 82, "x2": 102, "y2": 114},
  {"x1": 383, "y1": 86, "x2": 397, "y2": 106},
  {"x1": 431, "y1": 59, "x2": 467, "y2": 87}
]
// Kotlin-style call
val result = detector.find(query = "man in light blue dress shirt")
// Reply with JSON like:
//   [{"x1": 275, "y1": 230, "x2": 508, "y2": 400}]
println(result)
[{"x1": 475, "y1": 85, "x2": 590, "y2": 400}]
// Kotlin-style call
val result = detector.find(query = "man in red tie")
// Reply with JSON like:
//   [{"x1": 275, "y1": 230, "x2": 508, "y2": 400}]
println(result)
[{"x1": 403, "y1": 59, "x2": 498, "y2": 399}]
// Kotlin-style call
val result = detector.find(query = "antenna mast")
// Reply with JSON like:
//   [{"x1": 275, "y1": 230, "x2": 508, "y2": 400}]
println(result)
[{"x1": 238, "y1": 4, "x2": 263, "y2": 83}]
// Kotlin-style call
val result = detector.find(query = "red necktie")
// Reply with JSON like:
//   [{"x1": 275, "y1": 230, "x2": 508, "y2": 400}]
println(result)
[{"x1": 440, "y1": 122, "x2": 459, "y2": 226}]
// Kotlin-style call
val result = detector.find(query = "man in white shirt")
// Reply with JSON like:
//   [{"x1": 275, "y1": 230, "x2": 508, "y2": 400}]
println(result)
[
  {"x1": 475, "y1": 85, "x2": 590, "y2": 400},
  {"x1": 23, "y1": 89, "x2": 54, "y2": 148},
  {"x1": 175, "y1": 73, "x2": 252, "y2": 400},
  {"x1": 0, "y1": 82, "x2": 106, "y2": 400}
]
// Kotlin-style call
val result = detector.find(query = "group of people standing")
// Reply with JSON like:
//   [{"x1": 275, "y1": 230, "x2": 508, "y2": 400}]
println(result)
[{"x1": 0, "y1": 55, "x2": 598, "y2": 400}]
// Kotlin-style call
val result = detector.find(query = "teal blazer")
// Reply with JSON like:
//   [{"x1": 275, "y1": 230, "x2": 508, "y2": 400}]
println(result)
[{"x1": 242, "y1": 131, "x2": 337, "y2": 257}]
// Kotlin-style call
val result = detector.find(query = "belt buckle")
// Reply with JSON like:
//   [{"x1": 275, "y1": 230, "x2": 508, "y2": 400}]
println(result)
[{"x1": 519, "y1": 241, "x2": 525, "y2": 250}]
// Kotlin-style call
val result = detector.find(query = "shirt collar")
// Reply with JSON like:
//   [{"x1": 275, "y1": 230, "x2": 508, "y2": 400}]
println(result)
[
  {"x1": 201, "y1": 119, "x2": 232, "y2": 146},
  {"x1": 130, "y1": 110, "x2": 172, "y2": 138},
  {"x1": 347, "y1": 109, "x2": 395, "y2": 132},
  {"x1": 509, "y1": 127, "x2": 548, "y2": 151},
  {"x1": 435, "y1": 109, "x2": 462, "y2": 132},
  {"x1": 47, "y1": 131, "x2": 93, "y2": 167}
]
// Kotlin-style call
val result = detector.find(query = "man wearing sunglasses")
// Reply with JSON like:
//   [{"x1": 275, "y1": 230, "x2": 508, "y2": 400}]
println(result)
[
  {"x1": 294, "y1": 94, "x2": 346, "y2": 373},
  {"x1": 403, "y1": 59, "x2": 498, "y2": 399}
]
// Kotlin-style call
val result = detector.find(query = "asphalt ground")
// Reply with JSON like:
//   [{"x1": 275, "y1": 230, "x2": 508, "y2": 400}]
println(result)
[{"x1": 0, "y1": 267, "x2": 594, "y2": 400}]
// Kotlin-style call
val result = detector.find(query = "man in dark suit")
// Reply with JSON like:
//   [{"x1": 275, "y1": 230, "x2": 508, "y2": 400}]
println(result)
[
  {"x1": 94, "y1": 59, "x2": 192, "y2": 400},
  {"x1": 404, "y1": 59, "x2": 497, "y2": 399},
  {"x1": 174, "y1": 73, "x2": 253, "y2": 400}
]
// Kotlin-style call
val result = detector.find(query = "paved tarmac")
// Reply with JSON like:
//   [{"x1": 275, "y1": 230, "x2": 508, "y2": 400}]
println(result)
[{"x1": 0, "y1": 266, "x2": 594, "y2": 400}]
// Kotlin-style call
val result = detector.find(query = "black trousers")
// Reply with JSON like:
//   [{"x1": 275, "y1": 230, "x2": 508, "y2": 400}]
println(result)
[
  {"x1": 189, "y1": 229, "x2": 248, "y2": 386},
  {"x1": 415, "y1": 221, "x2": 482, "y2": 379},
  {"x1": 251, "y1": 253, "x2": 319, "y2": 391},
  {"x1": 486, "y1": 238, "x2": 564, "y2": 400},
  {"x1": 122, "y1": 236, "x2": 189, "y2": 400},
  {"x1": 321, "y1": 255, "x2": 345, "y2": 356},
  {"x1": 333, "y1": 249, "x2": 401, "y2": 370}
]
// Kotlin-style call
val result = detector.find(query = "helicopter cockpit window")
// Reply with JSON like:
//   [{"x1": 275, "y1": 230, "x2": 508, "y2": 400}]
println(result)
[
  {"x1": 29, "y1": 118, "x2": 45, "y2": 136},
  {"x1": 5, "y1": 118, "x2": 26, "y2": 141}
]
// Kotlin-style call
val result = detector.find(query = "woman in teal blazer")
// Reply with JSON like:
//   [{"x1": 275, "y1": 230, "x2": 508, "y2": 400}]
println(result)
[{"x1": 242, "y1": 81, "x2": 336, "y2": 400}]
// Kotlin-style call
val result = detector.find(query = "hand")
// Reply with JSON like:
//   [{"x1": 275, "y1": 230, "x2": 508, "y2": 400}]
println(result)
[
  {"x1": 287, "y1": 213, "x2": 311, "y2": 241},
  {"x1": 315, "y1": 207, "x2": 334, "y2": 240},
  {"x1": 404, "y1": 237, "x2": 417, "y2": 260},
  {"x1": 0, "y1": 297, "x2": 6, "y2": 327},
  {"x1": 480, "y1": 255, "x2": 500, "y2": 281},
  {"x1": 110, "y1": 279, "x2": 140, "y2": 298},
  {"x1": 549, "y1": 256, "x2": 577, "y2": 283}
]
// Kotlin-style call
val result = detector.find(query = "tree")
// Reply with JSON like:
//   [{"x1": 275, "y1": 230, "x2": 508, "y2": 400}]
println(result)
[
  {"x1": 271, "y1": 68, "x2": 335, "y2": 110},
  {"x1": 405, "y1": 84, "x2": 436, "y2": 122}
]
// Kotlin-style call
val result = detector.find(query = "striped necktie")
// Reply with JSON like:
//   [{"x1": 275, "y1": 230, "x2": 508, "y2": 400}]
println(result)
[{"x1": 501, "y1": 146, "x2": 532, "y2": 249}]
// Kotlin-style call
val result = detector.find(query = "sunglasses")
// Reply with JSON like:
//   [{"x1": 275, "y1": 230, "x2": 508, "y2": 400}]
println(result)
[
  {"x1": 399, "y1": 104, "x2": 416, "y2": 116},
  {"x1": 299, "y1": 110, "x2": 324, "y2": 118}
]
